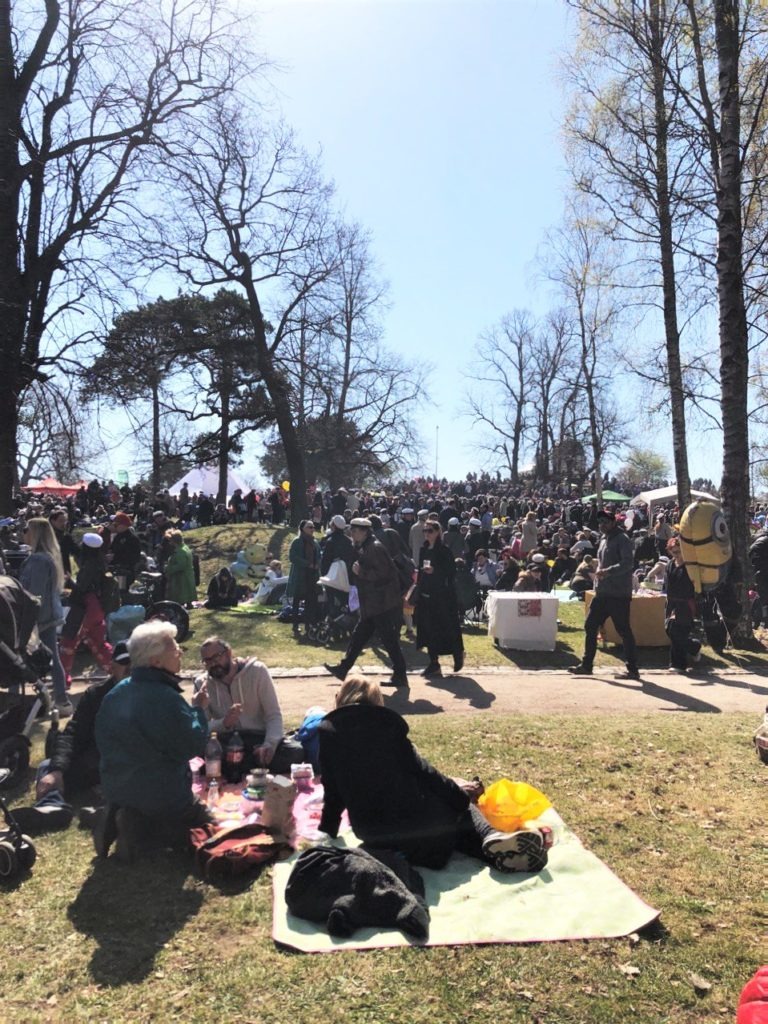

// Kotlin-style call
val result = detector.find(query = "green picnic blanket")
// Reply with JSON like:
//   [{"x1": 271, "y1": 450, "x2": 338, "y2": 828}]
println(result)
[{"x1": 271, "y1": 809, "x2": 659, "y2": 952}]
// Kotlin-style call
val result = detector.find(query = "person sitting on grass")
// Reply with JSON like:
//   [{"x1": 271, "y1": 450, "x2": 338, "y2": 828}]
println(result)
[
  {"x1": 95, "y1": 621, "x2": 211, "y2": 862},
  {"x1": 319, "y1": 677, "x2": 549, "y2": 875},
  {"x1": 10, "y1": 642, "x2": 132, "y2": 836},
  {"x1": 205, "y1": 566, "x2": 238, "y2": 609},
  {"x1": 193, "y1": 636, "x2": 305, "y2": 774}
]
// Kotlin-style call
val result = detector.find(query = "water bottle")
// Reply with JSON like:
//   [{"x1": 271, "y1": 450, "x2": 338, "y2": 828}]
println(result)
[
  {"x1": 205, "y1": 731, "x2": 222, "y2": 779},
  {"x1": 224, "y1": 730, "x2": 245, "y2": 784},
  {"x1": 754, "y1": 705, "x2": 768, "y2": 764},
  {"x1": 207, "y1": 777, "x2": 220, "y2": 809}
]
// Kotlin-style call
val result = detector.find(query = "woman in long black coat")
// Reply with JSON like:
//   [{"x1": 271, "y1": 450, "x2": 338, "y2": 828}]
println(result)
[{"x1": 415, "y1": 521, "x2": 464, "y2": 678}]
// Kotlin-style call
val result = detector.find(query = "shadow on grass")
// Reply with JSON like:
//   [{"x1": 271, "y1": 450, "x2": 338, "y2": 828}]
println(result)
[{"x1": 68, "y1": 856, "x2": 203, "y2": 986}]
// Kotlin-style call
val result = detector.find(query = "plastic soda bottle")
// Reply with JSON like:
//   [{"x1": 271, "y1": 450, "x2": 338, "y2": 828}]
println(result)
[
  {"x1": 224, "y1": 731, "x2": 245, "y2": 783},
  {"x1": 207, "y1": 778, "x2": 220, "y2": 809},
  {"x1": 205, "y1": 731, "x2": 222, "y2": 779}
]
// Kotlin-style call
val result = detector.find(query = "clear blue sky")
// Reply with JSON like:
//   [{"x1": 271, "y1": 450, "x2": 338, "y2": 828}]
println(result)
[
  {"x1": 247, "y1": 0, "x2": 574, "y2": 481},
  {"x1": 92, "y1": 0, "x2": 718, "y2": 488}
]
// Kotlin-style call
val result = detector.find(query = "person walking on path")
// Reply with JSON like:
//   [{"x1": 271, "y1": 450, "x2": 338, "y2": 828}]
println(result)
[
  {"x1": 569, "y1": 510, "x2": 640, "y2": 681},
  {"x1": 324, "y1": 517, "x2": 408, "y2": 688}
]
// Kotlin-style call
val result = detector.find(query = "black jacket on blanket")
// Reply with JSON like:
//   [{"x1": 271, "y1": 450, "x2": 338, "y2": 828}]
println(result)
[
  {"x1": 318, "y1": 703, "x2": 469, "y2": 869},
  {"x1": 285, "y1": 845, "x2": 429, "y2": 939},
  {"x1": 49, "y1": 675, "x2": 118, "y2": 795}
]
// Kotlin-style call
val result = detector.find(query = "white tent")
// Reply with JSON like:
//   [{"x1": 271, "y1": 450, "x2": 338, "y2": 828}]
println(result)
[
  {"x1": 629, "y1": 486, "x2": 720, "y2": 508},
  {"x1": 168, "y1": 466, "x2": 250, "y2": 499}
]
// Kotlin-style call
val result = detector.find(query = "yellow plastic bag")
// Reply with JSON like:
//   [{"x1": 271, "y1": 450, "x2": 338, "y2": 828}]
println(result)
[{"x1": 477, "y1": 779, "x2": 552, "y2": 832}]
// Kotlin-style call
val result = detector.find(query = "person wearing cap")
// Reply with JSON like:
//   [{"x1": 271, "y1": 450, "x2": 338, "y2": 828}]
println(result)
[
  {"x1": 325, "y1": 517, "x2": 409, "y2": 687},
  {"x1": 395, "y1": 507, "x2": 415, "y2": 547},
  {"x1": 108, "y1": 511, "x2": 143, "y2": 585},
  {"x1": 443, "y1": 516, "x2": 465, "y2": 559},
  {"x1": 409, "y1": 509, "x2": 429, "y2": 564},
  {"x1": 569, "y1": 510, "x2": 640, "y2": 680},
  {"x1": 465, "y1": 517, "x2": 489, "y2": 561},
  {"x1": 59, "y1": 532, "x2": 114, "y2": 684},
  {"x1": 320, "y1": 514, "x2": 354, "y2": 575},
  {"x1": 10, "y1": 641, "x2": 133, "y2": 836}
]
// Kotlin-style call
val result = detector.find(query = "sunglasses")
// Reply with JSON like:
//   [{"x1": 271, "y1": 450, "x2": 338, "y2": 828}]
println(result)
[{"x1": 424, "y1": 526, "x2": 439, "y2": 533}]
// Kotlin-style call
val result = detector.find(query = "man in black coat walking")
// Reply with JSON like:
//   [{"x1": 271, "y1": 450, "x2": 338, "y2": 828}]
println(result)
[{"x1": 324, "y1": 518, "x2": 408, "y2": 687}]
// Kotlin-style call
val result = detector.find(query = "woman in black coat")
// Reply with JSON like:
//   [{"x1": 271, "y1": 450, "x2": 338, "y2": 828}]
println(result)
[
  {"x1": 415, "y1": 521, "x2": 464, "y2": 678},
  {"x1": 318, "y1": 678, "x2": 548, "y2": 873},
  {"x1": 663, "y1": 536, "x2": 702, "y2": 672}
]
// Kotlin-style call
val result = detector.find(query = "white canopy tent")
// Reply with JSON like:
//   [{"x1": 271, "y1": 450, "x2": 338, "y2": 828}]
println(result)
[
  {"x1": 629, "y1": 486, "x2": 720, "y2": 508},
  {"x1": 167, "y1": 466, "x2": 250, "y2": 499}
]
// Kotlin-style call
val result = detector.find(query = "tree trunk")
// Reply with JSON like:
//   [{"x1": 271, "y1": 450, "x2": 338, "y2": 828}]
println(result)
[
  {"x1": 650, "y1": 0, "x2": 692, "y2": 510},
  {"x1": 242, "y1": 278, "x2": 308, "y2": 526},
  {"x1": 151, "y1": 385, "x2": 161, "y2": 495},
  {"x1": 713, "y1": 0, "x2": 751, "y2": 640}
]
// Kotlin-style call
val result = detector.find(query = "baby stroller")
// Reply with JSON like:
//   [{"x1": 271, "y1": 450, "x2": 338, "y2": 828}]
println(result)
[
  {"x1": 0, "y1": 575, "x2": 54, "y2": 785},
  {"x1": 315, "y1": 580, "x2": 358, "y2": 646},
  {"x1": 0, "y1": 768, "x2": 37, "y2": 878}
]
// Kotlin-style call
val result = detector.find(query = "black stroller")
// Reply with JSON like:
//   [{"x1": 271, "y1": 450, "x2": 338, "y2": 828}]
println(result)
[
  {"x1": 0, "y1": 574, "x2": 54, "y2": 786},
  {"x1": 0, "y1": 767, "x2": 37, "y2": 878},
  {"x1": 315, "y1": 581, "x2": 358, "y2": 645}
]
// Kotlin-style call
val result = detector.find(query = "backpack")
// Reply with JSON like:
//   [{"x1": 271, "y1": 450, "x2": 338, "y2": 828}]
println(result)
[
  {"x1": 100, "y1": 573, "x2": 121, "y2": 614},
  {"x1": 393, "y1": 552, "x2": 416, "y2": 595},
  {"x1": 188, "y1": 822, "x2": 288, "y2": 879}
]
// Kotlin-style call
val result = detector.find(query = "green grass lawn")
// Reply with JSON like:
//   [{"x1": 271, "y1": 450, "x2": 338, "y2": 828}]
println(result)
[
  {"x1": 1, "y1": 713, "x2": 763, "y2": 1023},
  {"x1": 163, "y1": 525, "x2": 768, "y2": 675}
]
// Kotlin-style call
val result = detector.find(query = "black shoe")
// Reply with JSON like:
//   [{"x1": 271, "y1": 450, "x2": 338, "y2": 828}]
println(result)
[
  {"x1": 10, "y1": 802, "x2": 73, "y2": 836},
  {"x1": 382, "y1": 676, "x2": 409, "y2": 688},
  {"x1": 453, "y1": 652, "x2": 465, "y2": 673},
  {"x1": 93, "y1": 803, "x2": 119, "y2": 858},
  {"x1": 324, "y1": 662, "x2": 347, "y2": 681},
  {"x1": 568, "y1": 664, "x2": 593, "y2": 675},
  {"x1": 616, "y1": 667, "x2": 640, "y2": 681},
  {"x1": 421, "y1": 662, "x2": 442, "y2": 678}
]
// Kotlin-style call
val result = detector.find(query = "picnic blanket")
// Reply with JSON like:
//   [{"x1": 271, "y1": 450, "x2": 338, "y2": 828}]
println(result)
[{"x1": 272, "y1": 807, "x2": 659, "y2": 952}]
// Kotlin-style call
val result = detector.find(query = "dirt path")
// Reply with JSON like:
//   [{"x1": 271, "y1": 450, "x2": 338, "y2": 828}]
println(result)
[
  {"x1": 177, "y1": 664, "x2": 768, "y2": 719},
  {"x1": 68, "y1": 664, "x2": 767, "y2": 718}
]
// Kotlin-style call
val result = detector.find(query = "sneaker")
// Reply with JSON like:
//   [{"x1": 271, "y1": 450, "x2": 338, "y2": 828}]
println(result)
[
  {"x1": 616, "y1": 667, "x2": 641, "y2": 681},
  {"x1": 382, "y1": 676, "x2": 409, "y2": 688},
  {"x1": 567, "y1": 664, "x2": 592, "y2": 676},
  {"x1": 55, "y1": 700, "x2": 74, "y2": 718},
  {"x1": 324, "y1": 663, "x2": 346, "y2": 681},
  {"x1": 482, "y1": 829, "x2": 548, "y2": 874},
  {"x1": 421, "y1": 662, "x2": 442, "y2": 678}
]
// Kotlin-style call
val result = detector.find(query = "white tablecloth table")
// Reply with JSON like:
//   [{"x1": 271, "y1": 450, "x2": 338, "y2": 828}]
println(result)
[{"x1": 486, "y1": 591, "x2": 559, "y2": 651}]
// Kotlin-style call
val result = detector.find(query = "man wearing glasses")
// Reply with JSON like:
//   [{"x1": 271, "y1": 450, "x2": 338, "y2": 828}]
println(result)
[
  {"x1": 324, "y1": 517, "x2": 409, "y2": 688},
  {"x1": 193, "y1": 636, "x2": 304, "y2": 773}
]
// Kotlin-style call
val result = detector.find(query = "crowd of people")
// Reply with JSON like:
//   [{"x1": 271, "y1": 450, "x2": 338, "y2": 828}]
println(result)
[{"x1": 7, "y1": 469, "x2": 757, "y2": 886}]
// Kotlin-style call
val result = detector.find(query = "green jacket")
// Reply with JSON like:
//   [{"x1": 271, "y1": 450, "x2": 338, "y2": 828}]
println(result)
[
  {"x1": 96, "y1": 666, "x2": 207, "y2": 817},
  {"x1": 287, "y1": 535, "x2": 321, "y2": 599},
  {"x1": 165, "y1": 543, "x2": 196, "y2": 604}
]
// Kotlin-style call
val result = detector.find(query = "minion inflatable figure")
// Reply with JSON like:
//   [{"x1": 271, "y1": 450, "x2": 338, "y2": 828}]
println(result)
[{"x1": 678, "y1": 500, "x2": 732, "y2": 594}]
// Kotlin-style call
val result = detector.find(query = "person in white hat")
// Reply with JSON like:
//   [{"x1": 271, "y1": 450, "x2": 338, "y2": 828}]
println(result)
[
  {"x1": 409, "y1": 509, "x2": 429, "y2": 564},
  {"x1": 59, "y1": 531, "x2": 114, "y2": 685}
]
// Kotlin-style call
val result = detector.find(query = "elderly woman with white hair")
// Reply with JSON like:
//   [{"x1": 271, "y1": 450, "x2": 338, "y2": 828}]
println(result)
[{"x1": 95, "y1": 620, "x2": 211, "y2": 861}]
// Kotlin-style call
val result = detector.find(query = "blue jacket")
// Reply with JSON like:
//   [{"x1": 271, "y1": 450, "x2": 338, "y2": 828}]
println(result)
[
  {"x1": 20, "y1": 552, "x2": 64, "y2": 632},
  {"x1": 96, "y1": 666, "x2": 208, "y2": 817}
]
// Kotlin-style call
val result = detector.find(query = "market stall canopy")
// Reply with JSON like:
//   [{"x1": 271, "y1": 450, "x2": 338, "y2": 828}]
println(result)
[
  {"x1": 629, "y1": 486, "x2": 720, "y2": 508},
  {"x1": 167, "y1": 466, "x2": 250, "y2": 499},
  {"x1": 580, "y1": 490, "x2": 631, "y2": 503},
  {"x1": 23, "y1": 477, "x2": 84, "y2": 496}
]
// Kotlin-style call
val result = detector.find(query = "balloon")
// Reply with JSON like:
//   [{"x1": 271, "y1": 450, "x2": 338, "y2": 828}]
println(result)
[
  {"x1": 281, "y1": 480, "x2": 290, "y2": 492},
  {"x1": 230, "y1": 561, "x2": 250, "y2": 580}
]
